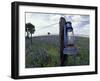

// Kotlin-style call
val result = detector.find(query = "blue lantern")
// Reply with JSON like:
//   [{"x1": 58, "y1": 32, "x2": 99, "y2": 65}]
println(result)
[{"x1": 63, "y1": 22, "x2": 78, "y2": 55}]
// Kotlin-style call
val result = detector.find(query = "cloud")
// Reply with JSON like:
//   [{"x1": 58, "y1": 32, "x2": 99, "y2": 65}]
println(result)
[
  {"x1": 26, "y1": 13, "x2": 90, "y2": 37},
  {"x1": 26, "y1": 13, "x2": 60, "y2": 36},
  {"x1": 74, "y1": 24, "x2": 89, "y2": 37},
  {"x1": 64, "y1": 15, "x2": 90, "y2": 37}
]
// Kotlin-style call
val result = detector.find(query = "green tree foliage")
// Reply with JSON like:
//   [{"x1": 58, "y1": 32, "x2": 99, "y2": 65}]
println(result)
[{"x1": 25, "y1": 23, "x2": 35, "y2": 44}]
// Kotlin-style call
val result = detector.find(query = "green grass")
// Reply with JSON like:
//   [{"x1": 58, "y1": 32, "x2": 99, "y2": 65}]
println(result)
[{"x1": 25, "y1": 35, "x2": 89, "y2": 68}]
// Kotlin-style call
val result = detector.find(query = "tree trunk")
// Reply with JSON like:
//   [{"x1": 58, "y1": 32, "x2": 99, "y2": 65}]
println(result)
[
  {"x1": 27, "y1": 31, "x2": 28, "y2": 38},
  {"x1": 26, "y1": 30, "x2": 29, "y2": 39},
  {"x1": 31, "y1": 33, "x2": 32, "y2": 44}
]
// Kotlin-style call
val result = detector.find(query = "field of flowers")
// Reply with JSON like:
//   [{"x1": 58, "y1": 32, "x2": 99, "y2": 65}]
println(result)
[{"x1": 25, "y1": 35, "x2": 89, "y2": 68}]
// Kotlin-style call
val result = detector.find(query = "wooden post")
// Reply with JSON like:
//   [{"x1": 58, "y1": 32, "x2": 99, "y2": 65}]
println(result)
[{"x1": 59, "y1": 17, "x2": 68, "y2": 66}]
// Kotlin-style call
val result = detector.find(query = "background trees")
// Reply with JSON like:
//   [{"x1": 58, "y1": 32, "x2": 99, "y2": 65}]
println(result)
[{"x1": 25, "y1": 23, "x2": 35, "y2": 44}]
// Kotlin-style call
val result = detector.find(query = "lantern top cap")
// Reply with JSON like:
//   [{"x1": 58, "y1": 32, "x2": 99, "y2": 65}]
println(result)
[
  {"x1": 65, "y1": 21, "x2": 73, "y2": 30},
  {"x1": 66, "y1": 21, "x2": 72, "y2": 24}
]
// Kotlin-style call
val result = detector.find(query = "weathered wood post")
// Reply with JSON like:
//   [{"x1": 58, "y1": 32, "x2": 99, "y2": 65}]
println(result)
[{"x1": 59, "y1": 17, "x2": 68, "y2": 66}]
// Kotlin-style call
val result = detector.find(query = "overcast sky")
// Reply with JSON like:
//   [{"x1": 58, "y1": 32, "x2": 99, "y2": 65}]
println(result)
[{"x1": 26, "y1": 12, "x2": 90, "y2": 37}]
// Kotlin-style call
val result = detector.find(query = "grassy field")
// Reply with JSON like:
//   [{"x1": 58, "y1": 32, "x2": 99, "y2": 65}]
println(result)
[{"x1": 25, "y1": 35, "x2": 89, "y2": 68}]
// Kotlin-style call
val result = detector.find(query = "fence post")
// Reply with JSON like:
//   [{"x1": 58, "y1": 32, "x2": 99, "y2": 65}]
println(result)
[{"x1": 59, "y1": 17, "x2": 68, "y2": 66}]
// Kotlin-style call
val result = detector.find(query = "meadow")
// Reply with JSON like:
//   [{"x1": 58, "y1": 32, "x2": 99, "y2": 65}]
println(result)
[{"x1": 25, "y1": 35, "x2": 89, "y2": 68}]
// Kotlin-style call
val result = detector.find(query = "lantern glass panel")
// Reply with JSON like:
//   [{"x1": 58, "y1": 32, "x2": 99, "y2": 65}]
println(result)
[{"x1": 67, "y1": 30, "x2": 74, "y2": 46}]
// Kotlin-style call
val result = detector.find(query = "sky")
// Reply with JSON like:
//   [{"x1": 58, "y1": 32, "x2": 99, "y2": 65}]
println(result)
[{"x1": 25, "y1": 12, "x2": 90, "y2": 37}]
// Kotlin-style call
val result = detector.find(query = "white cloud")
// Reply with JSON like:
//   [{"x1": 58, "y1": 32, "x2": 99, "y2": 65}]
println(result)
[
  {"x1": 26, "y1": 13, "x2": 89, "y2": 37},
  {"x1": 74, "y1": 24, "x2": 89, "y2": 37}
]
